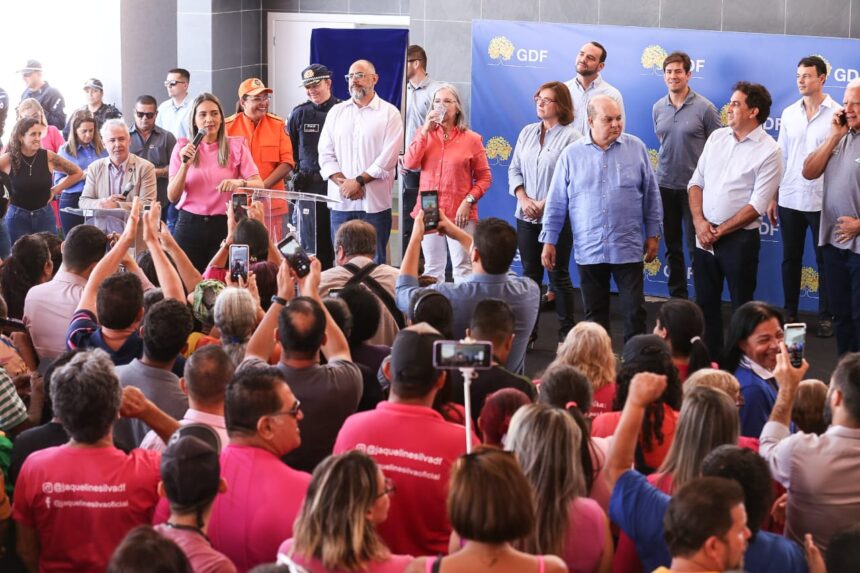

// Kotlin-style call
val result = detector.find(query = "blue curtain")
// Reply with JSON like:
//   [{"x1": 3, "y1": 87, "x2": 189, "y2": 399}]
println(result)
[{"x1": 309, "y1": 28, "x2": 409, "y2": 109}]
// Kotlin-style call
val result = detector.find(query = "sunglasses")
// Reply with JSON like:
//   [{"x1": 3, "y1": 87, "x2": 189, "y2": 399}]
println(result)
[
  {"x1": 164, "y1": 80, "x2": 187, "y2": 88},
  {"x1": 269, "y1": 398, "x2": 302, "y2": 419},
  {"x1": 135, "y1": 111, "x2": 155, "y2": 119}
]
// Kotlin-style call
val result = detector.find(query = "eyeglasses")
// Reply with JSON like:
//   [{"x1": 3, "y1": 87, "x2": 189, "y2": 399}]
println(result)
[
  {"x1": 534, "y1": 96, "x2": 557, "y2": 105},
  {"x1": 345, "y1": 72, "x2": 373, "y2": 82},
  {"x1": 376, "y1": 477, "x2": 396, "y2": 498},
  {"x1": 135, "y1": 111, "x2": 155, "y2": 119},
  {"x1": 269, "y1": 398, "x2": 302, "y2": 419},
  {"x1": 164, "y1": 80, "x2": 187, "y2": 88}
]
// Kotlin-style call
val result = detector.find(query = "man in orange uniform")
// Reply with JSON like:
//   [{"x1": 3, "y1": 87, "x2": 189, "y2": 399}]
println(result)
[{"x1": 225, "y1": 78, "x2": 294, "y2": 240}]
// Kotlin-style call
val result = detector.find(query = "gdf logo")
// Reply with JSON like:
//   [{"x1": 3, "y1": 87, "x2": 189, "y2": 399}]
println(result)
[{"x1": 487, "y1": 36, "x2": 548, "y2": 66}]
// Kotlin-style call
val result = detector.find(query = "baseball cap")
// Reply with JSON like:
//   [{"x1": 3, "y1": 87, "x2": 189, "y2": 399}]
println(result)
[
  {"x1": 161, "y1": 428, "x2": 221, "y2": 510},
  {"x1": 83, "y1": 78, "x2": 104, "y2": 92},
  {"x1": 390, "y1": 323, "x2": 442, "y2": 387},
  {"x1": 17, "y1": 60, "x2": 42, "y2": 74},
  {"x1": 238, "y1": 78, "x2": 273, "y2": 99},
  {"x1": 299, "y1": 64, "x2": 332, "y2": 87}
]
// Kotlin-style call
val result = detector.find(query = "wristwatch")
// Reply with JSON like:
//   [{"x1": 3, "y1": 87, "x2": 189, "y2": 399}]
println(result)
[
  {"x1": 465, "y1": 193, "x2": 476, "y2": 205},
  {"x1": 271, "y1": 295, "x2": 288, "y2": 307},
  {"x1": 355, "y1": 175, "x2": 366, "y2": 187}
]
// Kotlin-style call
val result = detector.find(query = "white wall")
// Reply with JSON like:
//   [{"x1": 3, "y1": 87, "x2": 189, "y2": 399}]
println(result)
[{"x1": 2, "y1": 0, "x2": 122, "y2": 138}]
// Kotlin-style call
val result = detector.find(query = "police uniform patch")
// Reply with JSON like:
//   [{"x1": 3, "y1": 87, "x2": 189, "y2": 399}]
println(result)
[
  {"x1": 303, "y1": 70, "x2": 315, "y2": 79},
  {"x1": 304, "y1": 124, "x2": 320, "y2": 133}
]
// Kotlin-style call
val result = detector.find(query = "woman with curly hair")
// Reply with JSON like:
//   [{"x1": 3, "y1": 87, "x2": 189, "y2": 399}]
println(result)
[{"x1": 550, "y1": 321, "x2": 617, "y2": 417}]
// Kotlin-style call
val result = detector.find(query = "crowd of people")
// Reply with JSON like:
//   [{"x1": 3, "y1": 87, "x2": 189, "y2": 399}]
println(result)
[{"x1": 0, "y1": 39, "x2": 857, "y2": 573}]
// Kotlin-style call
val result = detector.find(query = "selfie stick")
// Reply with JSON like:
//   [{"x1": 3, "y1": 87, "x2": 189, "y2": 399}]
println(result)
[{"x1": 458, "y1": 336, "x2": 478, "y2": 454}]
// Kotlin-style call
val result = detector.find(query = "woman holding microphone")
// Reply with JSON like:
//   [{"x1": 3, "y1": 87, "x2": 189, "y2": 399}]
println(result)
[
  {"x1": 403, "y1": 84, "x2": 491, "y2": 283},
  {"x1": 168, "y1": 93, "x2": 263, "y2": 271},
  {"x1": 509, "y1": 81, "x2": 582, "y2": 347}
]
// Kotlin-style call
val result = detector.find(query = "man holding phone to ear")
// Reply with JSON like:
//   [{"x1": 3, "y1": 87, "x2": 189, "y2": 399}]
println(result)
[{"x1": 802, "y1": 78, "x2": 860, "y2": 355}]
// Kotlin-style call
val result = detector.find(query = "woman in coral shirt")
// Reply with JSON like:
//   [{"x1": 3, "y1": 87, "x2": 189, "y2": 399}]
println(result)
[{"x1": 403, "y1": 84, "x2": 491, "y2": 283}]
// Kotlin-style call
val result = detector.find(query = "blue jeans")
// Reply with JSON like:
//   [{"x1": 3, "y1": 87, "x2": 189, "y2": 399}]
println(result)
[
  {"x1": 330, "y1": 209, "x2": 392, "y2": 264},
  {"x1": 6, "y1": 204, "x2": 59, "y2": 246},
  {"x1": 59, "y1": 192, "x2": 85, "y2": 236},
  {"x1": 0, "y1": 218, "x2": 11, "y2": 259},
  {"x1": 822, "y1": 245, "x2": 860, "y2": 355}
]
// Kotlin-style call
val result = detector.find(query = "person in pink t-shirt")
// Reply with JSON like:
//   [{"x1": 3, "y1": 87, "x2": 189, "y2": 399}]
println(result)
[
  {"x1": 549, "y1": 322, "x2": 617, "y2": 418},
  {"x1": 168, "y1": 93, "x2": 263, "y2": 272},
  {"x1": 153, "y1": 364, "x2": 311, "y2": 573},
  {"x1": 12, "y1": 348, "x2": 180, "y2": 573},
  {"x1": 278, "y1": 450, "x2": 412, "y2": 572},
  {"x1": 402, "y1": 84, "x2": 491, "y2": 283},
  {"x1": 333, "y1": 323, "x2": 478, "y2": 557},
  {"x1": 507, "y1": 404, "x2": 613, "y2": 573}
]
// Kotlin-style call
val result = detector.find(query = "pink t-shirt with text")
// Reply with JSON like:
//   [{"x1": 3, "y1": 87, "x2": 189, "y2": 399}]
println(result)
[
  {"x1": 170, "y1": 136, "x2": 259, "y2": 216},
  {"x1": 333, "y1": 402, "x2": 478, "y2": 557},
  {"x1": 12, "y1": 445, "x2": 161, "y2": 573}
]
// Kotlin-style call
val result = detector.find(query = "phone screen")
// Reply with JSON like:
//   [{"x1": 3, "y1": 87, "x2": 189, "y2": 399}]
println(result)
[
  {"x1": 433, "y1": 340, "x2": 493, "y2": 370},
  {"x1": 277, "y1": 235, "x2": 311, "y2": 278},
  {"x1": 229, "y1": 244, "x2": 250, "y2": 281},
  {"x1": 422, "y1": 191, "x2": 439, "y2": 230},
  {"x1": 232, "y1": 193, "x2": 248, "y2": 221},
  {"x1": 784, "y1": 323, "x2": 806, "y2": 368}
]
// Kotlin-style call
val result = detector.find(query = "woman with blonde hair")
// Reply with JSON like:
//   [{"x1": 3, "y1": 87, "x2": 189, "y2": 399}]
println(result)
[
  {"x1": 551, "y1": 321, "x2": 616, "y2": 417},
  {"x1": 507, "y1": 404, "x2": 612, "y2": 573},
  {"x1": 406, "y1": 447, "x2": 566, "y2": 573},
  {"x1": 278, "y1": 450, "x2": 411, "y2": 572},
  {"x1": 17, "y1": 98, "x2": 64, "y2": 152},
  {"x1": 168, "y1": 93, "x2": 263, "y2": 271}
]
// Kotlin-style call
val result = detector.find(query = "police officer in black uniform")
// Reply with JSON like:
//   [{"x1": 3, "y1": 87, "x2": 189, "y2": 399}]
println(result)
[
  {"x1": 17, "y1": 60, "x2": 66, "y2": 130},
  {"x1": 288, "y1": 64, "x2": 342, "y2": 270}
]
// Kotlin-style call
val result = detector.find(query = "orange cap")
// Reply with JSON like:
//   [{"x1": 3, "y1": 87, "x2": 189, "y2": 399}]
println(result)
[{"x1": 238, "y1": 78, "x2": 273, "y2": 99}]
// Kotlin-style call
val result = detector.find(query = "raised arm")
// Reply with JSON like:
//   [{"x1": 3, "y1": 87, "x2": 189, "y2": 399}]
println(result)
[
  {"x1": 76, "y1": 198, "x2": 141, "y2": 315},
  {"x1": 605, "y1": 372, "x2": 667, "y2": 491},
  {"x1": 142, "y1": 203, "x2": 185, "y2": 301},
  {"x1": 299, "y1": 258, "x2": 350, "y2": 362},
  {"x1": 245, "y1": 260, "x2": 296, "y2": 361}
]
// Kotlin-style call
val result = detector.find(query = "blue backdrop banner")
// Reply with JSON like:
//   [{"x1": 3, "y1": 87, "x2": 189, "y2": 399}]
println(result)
[
  {"x1": 470, "y1": 20, "x2": 860, "y2": 312},
  {"x1": 311, "y1": 28, "x2": 409, "y2": 109}
]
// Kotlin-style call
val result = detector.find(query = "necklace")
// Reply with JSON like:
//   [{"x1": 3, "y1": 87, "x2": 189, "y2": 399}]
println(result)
[
  {"x1": 20, "y1": 153, "x2": 37, "y2": 177},
  {"x1": 165, "y1": 521, "x2": 211, "y2": 544}
]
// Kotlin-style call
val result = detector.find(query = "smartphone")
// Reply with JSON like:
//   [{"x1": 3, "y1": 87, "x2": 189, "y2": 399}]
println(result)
[
  {"x1": 277, "y1": 234, "x2": 311, "y2": 278},
  {"x1": 432, "y1": 340, "x2": 493, "y2": 370},
  {"x1": 232, "y1": 193, "x2": 248, "y2": 222},
  {"x1": 229, "y1": 244, "x2": 250, "y2": 282},
  {"x1": 421, "y1": 191, "x2": 439, "y2": 231},
  {"x1": 784, "y1": 323, "x2": 807, "y2": 368},
  {"x1": 837, "y1": 110, "x2": 848, "y2": 126}
]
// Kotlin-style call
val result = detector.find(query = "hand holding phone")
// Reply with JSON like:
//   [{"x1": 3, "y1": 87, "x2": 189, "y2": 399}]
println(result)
[
  {"x1": 278, "y1": 234, "x2": 311, "y2": 278},
  {"x1": 422, "y1": 191, "x2": 439, "y2": 232},
  {"x1": 837, "y1": 110, "x2": 848, "y2": 127},
  {"x1": 232, "y1": 193, "x2": 248, "y2": 222},
  {"x1": 229, "y1": 244, "x2": 250, "y2": 282}
]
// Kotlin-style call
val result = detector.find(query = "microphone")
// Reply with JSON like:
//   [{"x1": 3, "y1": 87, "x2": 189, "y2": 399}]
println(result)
[{"x1": 183, "y1": 128, "x2": 206, "y2": 163}]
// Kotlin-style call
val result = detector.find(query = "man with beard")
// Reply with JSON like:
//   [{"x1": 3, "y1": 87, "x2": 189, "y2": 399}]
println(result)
[
  {"x1": 564, "y1": 42, "x2": 625, "y2": 136},
  {"x1": 318, "y1": 59, "x2": 403, "y2": 264}
]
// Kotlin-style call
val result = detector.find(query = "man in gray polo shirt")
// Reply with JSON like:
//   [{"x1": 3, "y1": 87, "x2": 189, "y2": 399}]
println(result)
[
  {"x1": 802, "y1": 78, "x2": 860, "y2": 355},
  {"x1": 652, "y1": 51, "x2": 721, "y2": 299}
]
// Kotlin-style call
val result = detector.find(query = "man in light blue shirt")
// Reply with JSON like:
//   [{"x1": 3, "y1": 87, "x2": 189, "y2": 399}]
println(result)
[
  {"x1": 564, "y1": 42, "x2": 625, "y2": 137},
  {"x1": 541, "y1": 95, "x2": 662, "y2": 342},
  {"x1": 396, "y1": 212, "x2": 539, "y2": 374},
  {"x1": 156, "y1": 68, "x2": 192, "y2": 141}
]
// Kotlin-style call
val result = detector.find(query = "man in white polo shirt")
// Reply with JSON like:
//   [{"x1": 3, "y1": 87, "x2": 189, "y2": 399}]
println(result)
[
  {"x1": 689, "y1": 81, "x2": 784, "y2": 357},
  {"x1": 768, "y1": 56, "x2": 839, "y2": 337}
]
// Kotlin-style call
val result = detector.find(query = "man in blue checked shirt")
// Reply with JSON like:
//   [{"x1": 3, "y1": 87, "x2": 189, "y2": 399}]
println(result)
[{"x1": 540, "y1": 95, "x2": 662, "y2": 342}]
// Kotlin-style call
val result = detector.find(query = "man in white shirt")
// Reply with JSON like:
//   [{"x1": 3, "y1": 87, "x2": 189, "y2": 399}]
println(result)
[
  {"x1": 156, "y1": 68, "x2": 193, "y2": 140},
  {"x1": 318, "y1": 59, "x2": 404, "y2": 264},
  {"x1": 564, "y1": 41, "x2": 625, "y2": 136},
  {"x1": 767, "y1": 56, "x2": 838, "y2": 336},
  {"x1": 689, "y1": 82, "x2": 784, "y2": 357}
]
